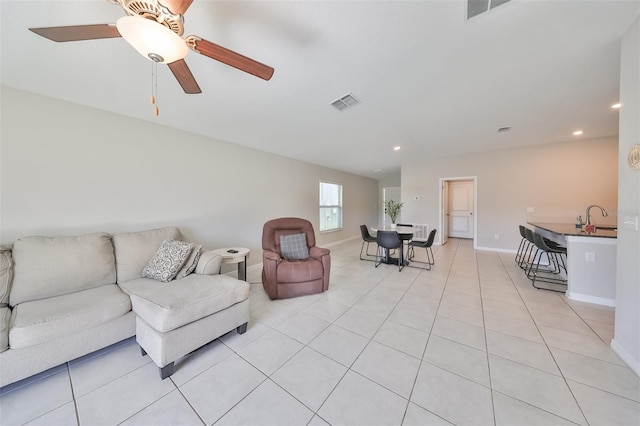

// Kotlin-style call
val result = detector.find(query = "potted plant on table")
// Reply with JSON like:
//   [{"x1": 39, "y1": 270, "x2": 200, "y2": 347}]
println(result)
[{"x1": 385, "y1": 199, "x2": 404, "y2": 228}]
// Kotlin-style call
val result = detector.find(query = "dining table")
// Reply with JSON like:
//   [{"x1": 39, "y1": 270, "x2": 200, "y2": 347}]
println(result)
[{"x1": 369, "y1": 225, "x2": 418, "y2": 267}]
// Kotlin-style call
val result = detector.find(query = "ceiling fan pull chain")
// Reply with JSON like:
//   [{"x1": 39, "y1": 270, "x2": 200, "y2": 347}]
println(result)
[
  {"x1": 154, "y1": 60, "x2": 159, "y2": 116},
  {"x1": 150, "y1": 60, "x2": 155, "y2": 105},
  {"x1": 150, "y1": 60, "x2": 159, "y2": 116}
]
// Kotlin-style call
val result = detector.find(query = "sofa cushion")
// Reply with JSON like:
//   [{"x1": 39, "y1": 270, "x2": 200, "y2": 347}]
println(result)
[
  {"x1": 10, "y1": 233, "x2": 116, "y2": 306},
  {"x1": 0, "y1": 246, "x2": 12, "y2": 306},
  {"x1": 176, "y1": 244, "x2": 202, "y2": 279},
  {"x1": 0, "y1": 307, "x2": 10, "y2": 352},
  {"x1": 112, "y1": 227, "x2": 181, "y2": 284},
  {"x1": 120, "y1": 275, "x2": 249, "y2": 333},
  {"x1": 280, "y1": 233, "x2": 310, "y2": 260},
  {"x1": 9, "y1": 284, "x2": 131, "y2": 349},
  {"x1": 142, "y1": 240, "x2": 193, "y2": 282},
  {"x1": 8, "y1": 285, "x2": 131, "y2": 349}
]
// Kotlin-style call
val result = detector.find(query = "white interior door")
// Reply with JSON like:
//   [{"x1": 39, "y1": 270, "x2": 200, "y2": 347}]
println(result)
[{"x1": 448, "y1": 181, "x2": 474, "y2": 239}]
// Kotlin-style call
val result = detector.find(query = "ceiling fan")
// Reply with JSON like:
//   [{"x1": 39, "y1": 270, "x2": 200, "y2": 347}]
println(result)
[{"x1": 29, "y1": 0, "x2": 275, "y2": 95}]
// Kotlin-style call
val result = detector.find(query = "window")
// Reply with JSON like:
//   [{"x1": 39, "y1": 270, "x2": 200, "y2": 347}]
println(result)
[{"x1": 319, "y1": 181, "x2": 342, "y2": 232}]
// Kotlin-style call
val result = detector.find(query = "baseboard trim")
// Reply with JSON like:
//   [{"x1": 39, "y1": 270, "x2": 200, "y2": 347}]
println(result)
[
  {"x1": 566, "y1": 291, "x2": 615, "y2": 307},
  {"x1": 611, "y1": 339, "x2": 640, "y2": 378},
  {"x1": 323, "y1": 235, "x2": 360, "y2": 248},
  {"x1": 475, "y1": 246, "x2": 518, "y2": 254}
]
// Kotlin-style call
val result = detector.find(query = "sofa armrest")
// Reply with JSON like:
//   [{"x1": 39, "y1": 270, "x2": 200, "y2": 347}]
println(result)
[{"x1": 194, "y1": 251, "x2": 222, "y2": 275}]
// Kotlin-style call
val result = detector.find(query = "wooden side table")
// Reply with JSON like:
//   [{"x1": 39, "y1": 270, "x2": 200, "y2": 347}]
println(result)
[{"x1": 210, "y1": 247, "x2": 250, "y2": 281}]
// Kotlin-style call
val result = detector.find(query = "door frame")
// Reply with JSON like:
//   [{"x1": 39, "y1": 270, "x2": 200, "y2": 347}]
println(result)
[{"x1": 438, "y1": 176, "x2": 478, "y2": 248}]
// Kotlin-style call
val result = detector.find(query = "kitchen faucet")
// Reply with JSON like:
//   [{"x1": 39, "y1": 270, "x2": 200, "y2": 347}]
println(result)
[{"x1": 585, "y1": 205, "x2": 609, "y2": 225}]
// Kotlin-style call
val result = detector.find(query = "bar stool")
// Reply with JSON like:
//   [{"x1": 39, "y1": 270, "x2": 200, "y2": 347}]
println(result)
[
  {"x1": 526, "y1": 232, "x2": 567, "y2": 292},
  {"x1": 519, "y1": 228, "x2": 538, "y2": 270},
  {"x1": 515, "y1": 225, "x2": 533, "y2": 267}
]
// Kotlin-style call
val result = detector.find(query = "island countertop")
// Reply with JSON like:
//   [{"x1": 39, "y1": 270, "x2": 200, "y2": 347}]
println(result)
[{"x1": 528, "y1": 222, "x2": 617, "y2": 239}]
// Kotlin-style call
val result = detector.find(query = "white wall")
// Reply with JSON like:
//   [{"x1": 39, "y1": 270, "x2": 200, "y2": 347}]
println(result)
[
  {"x1": 0, "y1": 87, "x2": 379, "y2": 266},
  {"x1": 401, "y1": 137, "x2": 618, "y2": 251},
  {"x1": 612, "y1": 17, "x2": 640, "y2": 376}
]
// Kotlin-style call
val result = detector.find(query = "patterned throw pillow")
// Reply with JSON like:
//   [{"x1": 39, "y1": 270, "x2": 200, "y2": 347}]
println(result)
[
  {"x1": 142, "y1": 239, "x2": 193, "y2": 282},
  {"x1": 280, "y1": 233, "x2": 310, "y2": 260},
  {"x1": 175, "y1": 244, "x2": 202, "y2": 279}
]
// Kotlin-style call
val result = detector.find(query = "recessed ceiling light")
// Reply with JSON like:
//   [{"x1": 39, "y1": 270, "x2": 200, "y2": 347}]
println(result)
[
  {"x1": 393, "y1": 146, "x2": 401, "y2": 151},
  {"x1": 611, "y1": 103, "x2": 621, "y2": 109},
  {"x1": 373, "y1": 168, "x2": 383, "y2": 173},
  {"x1": 573, "y1": 130, "x2": 584, "y2": 136}
]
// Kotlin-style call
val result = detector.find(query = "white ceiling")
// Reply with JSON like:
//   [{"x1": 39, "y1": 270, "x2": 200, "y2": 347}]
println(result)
[{"x1": 2, "y1": 1, "x2": 638, "y2": 179}]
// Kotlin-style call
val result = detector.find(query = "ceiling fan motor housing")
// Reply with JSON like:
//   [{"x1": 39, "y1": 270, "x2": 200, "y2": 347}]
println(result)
[{"x1": 110, "y1": 0, "x2": 184, "y2": 35}]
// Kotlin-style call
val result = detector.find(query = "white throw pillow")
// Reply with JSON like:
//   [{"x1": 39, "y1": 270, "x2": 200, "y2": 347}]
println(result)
[{"x1": 142, "y1": 239, "x2": 193, "y2": 282}]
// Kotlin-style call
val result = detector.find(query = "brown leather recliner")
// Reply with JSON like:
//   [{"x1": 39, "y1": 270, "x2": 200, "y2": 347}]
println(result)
[{"x1": 261, "y1": 217, "x2": 331, "y2": 300}]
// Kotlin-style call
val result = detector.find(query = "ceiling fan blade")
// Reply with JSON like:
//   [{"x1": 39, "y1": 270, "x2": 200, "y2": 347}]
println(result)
[
  {"x1": 160, "y1": 0, "x2": 194, "y2": 16},
  {"x1": 167, "y1": 60, "x2": 202, "y2": 94},
  {"x1": 29, "y1": 24, "x2": 121, "y2": 42},
  {"x1": 187, "y1": 36, "x2": 274, "y2": 81}
]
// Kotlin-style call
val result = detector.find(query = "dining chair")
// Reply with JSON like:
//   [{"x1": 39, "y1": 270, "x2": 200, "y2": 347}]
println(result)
[
  {"x1": 408, "y1": 229, "x2": 437, "y2": 270},
  {"x1": 396, "y1": 223, "x2": 414, "y2": 252},
  {"x1": 359, "y1": 225, "x2": 377, "y2": 261},
  {"x1": 375, "y1": 230, "x2": 404, "y2": 271}
]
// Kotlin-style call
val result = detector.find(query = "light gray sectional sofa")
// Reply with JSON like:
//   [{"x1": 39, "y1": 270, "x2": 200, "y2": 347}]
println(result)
[{"x1": 0, "y1": 227, "x2": 250, "y2": 387}]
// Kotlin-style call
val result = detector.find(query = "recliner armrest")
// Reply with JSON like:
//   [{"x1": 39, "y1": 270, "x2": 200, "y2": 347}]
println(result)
[
  {"x1": 309, "y1": 246, "x2": 330, "y2": 259},
  {"x1": 263, "y1": 249, "x2": 281, "y2": 262},
  {"x1": 194, "y1": 251, "x2": 222, "y2": 275}
]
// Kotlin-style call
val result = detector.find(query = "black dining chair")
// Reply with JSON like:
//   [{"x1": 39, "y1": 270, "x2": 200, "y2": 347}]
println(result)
[
  {"x1": 408, "y1": 229, "x2": 437, "y2": 270},
  {"x1": 396, "y1": 223, "x2": 414, "y2": 251},
  {"x1": 359, "y1": 225, "x2": 377, "y2": 261},
  {"x1": 375, "y1": 230, "x2": 404, "y2": 271}
]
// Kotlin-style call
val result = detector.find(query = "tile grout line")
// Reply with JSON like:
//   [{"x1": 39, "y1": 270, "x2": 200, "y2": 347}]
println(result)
[
  {"x1": 169, "y1": 378, "x2": 207, "y2": 426},
  {"x1": 497, "y1": 252, "x2": 592, "y2": 426},
  {"x1": 66, "y1": 363, "x2": 81, "y2": 426},
  {"x1": 477, "y1": 250, "x2": 497, "y2": 426},
  {"x1": 402, "y1": 238, "x2": 458, "y2": 426}
]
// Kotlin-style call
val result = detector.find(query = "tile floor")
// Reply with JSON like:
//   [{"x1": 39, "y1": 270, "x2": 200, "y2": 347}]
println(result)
[{"x1": 1, "y1": 238, "x2": 639, "y2": 425}]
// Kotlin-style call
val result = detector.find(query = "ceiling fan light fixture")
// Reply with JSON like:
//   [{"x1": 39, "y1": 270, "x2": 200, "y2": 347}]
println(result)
[{"x1": 116, "y1": 15, "x2": 187, "y2": 63}]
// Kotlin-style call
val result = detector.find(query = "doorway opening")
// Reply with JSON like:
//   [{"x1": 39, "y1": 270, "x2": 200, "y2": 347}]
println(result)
[{"x1": 438, "y1": 177, "x2": 478, "y2": 248}]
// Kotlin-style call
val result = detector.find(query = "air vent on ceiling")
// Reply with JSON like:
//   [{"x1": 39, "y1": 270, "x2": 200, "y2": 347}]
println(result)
[
  {"x1": 330, "y1": 93, "x2": 361, "y2": 112},
  {"x1": 467, "y1": 0, "x2": 511, "y2": 20}
]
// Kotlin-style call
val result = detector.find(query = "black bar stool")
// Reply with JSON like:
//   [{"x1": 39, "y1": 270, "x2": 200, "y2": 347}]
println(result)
[{"x1": 526, "y1": 232, "x2": 568, "y2": 292}]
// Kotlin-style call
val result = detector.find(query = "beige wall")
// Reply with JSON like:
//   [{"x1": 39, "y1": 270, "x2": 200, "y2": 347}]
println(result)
[
  {"x1": 0, "y1": 87, "x2": 379, "y2": 266},
  {"x1": 401, "y1": 137, "x2": 618, "y2": 251},
  {"x1": 613, "y1": 17, "x2": 640, "y2": 376}
]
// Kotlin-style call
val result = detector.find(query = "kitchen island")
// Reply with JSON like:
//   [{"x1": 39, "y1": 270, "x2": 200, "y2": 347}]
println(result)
[{"x1": 528, "y1": 222, "x2": 617, "y2": 306}]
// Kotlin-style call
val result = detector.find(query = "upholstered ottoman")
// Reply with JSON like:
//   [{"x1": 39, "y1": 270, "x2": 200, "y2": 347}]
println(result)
[{"x1": 120, "y1": 274, "x2": 249, "y2": 379}]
